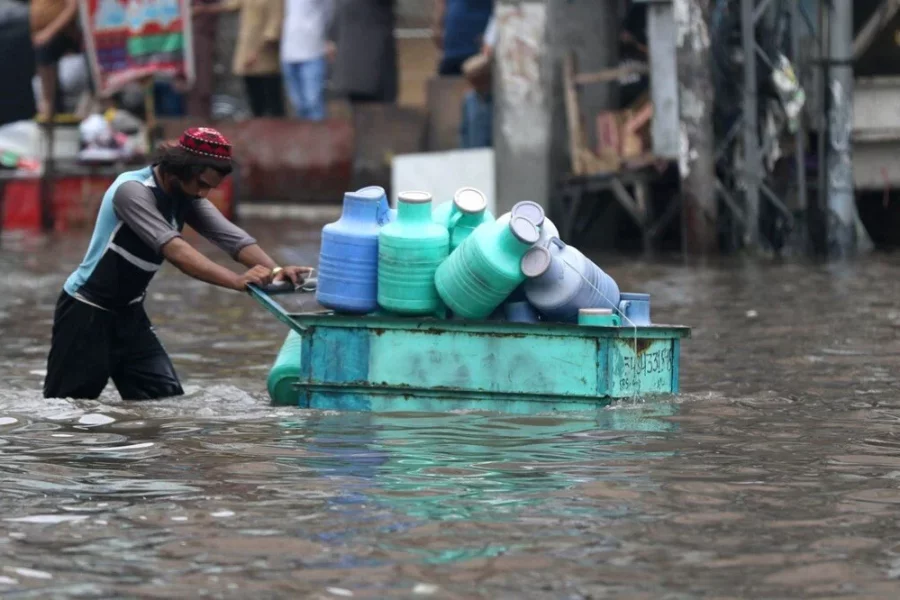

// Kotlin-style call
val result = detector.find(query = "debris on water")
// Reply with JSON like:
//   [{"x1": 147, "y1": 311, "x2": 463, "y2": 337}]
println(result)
[
  {"x1": 171, "y1": 516, "x2": 188, "y2": 522},
  {"x1": 7, "y1": 567, "x2": 52, "y2": 580},
  {"x1": 0, "y1": 417, "x2": 17, "y2": 425},
  {"x1": 326, "y1": 588, "x2": 354, "y2": 597},
  {"x1": 413, "y1": 583, "x2": 439, "y2": 595},
  {"x1": 28, "y1": 370, "x2": 46, "y2": 376},
  {"x1": 83, "y1": 442, "x2": 154, "y2": 452},
  {"x1": 211, "y1": 510, "x2": 235, "y2": 518},
  {"x1": 0, "y1": 576, "x2": 17, "y2": 585},
  {"x1": 77, "y1": 414, "x2": 116, "y2": 426},
  {"x1": 746, "y1": 309, "x2": 758, "y2": 319},
  {"x1": 5, "y1": 515, "x2": 89, "y2": 524}
]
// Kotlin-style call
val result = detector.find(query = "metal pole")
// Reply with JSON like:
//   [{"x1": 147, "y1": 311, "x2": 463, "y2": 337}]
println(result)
[
  {"x1": 790, "y1": 0, "x2": 808, "y2": 216},
  {"x1": 675, "y1": 0, "x2": 718, "y2": 256},
  {"x1": 811, "y1": 0, "x2": 829, "y2": 255},
  {"x1": 740, "y1": 0, "x2": 761, "y2": 249},
  {"x1": 825, "y1": 0, "x2": 858, "y2": 258}
]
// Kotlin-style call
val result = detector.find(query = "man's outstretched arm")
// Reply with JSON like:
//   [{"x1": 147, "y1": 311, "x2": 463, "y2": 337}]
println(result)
[
  {"x1": 162, "y1": 238, "x2": 272, "y2": 291},
  {"x1": 186, "y1": 198, "x2": 312, "y2": 284},
  {"x1": 113, "y1": 182, "x2": 273, "y2": 291}
]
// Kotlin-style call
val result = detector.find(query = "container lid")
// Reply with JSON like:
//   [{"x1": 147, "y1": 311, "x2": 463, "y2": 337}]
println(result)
[
  {"x1": 355, "y1": 185, "x2": 386, "y2": 200},
  {"x1": 579, "y1": 308, "x2": 614, "y2": 316},
  {"x1": 511, "y1": 201, "x2": 545, "y2": 226},
  {"x1": 398, "y1": 191, "x2": 432, "y2": 204},
  {"x1": 510, "y1": 216, "x2": 540, "y2": 244},
  {"x1": 520, "y1": 246, "x2": 552, "y2": 277},
  {"x1": 453, "y1": 187, "x2": 487, "y2": 214},
  {"x1": 619, "y1": 292, "x2": 650, "y2": 300}
]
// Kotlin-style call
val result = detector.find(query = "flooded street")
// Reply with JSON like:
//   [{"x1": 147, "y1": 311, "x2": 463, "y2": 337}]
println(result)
[{"x1": 2, "y1": 221, "x2": 900, "y2": 598}]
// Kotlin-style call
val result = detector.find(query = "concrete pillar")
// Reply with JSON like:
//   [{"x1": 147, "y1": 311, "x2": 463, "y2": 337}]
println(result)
[
  {"x1": 494, "y1": 0, "x2": 619, "y2": 215},
  {"x1": 676, "y1": 0, "x2": 718, "y2": 255},
  {"x1": 825, "y1": 0, "x2": 872, "y2": 258}
]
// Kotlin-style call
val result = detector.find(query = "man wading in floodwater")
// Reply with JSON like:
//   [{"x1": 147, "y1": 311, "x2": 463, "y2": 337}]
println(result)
[{"x1": 44, "y1": 127, "x2": 311, "y2": 400}]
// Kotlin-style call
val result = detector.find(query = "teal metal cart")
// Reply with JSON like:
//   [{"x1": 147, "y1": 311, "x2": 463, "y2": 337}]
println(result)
[{"x1": 249, "y1": 284, "x2": 690, "y2": 413}]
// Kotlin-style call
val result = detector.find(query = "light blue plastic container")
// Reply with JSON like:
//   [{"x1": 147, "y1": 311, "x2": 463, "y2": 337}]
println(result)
[
  {"x1": 316, "y1": 188, "x2": 387, "y2": 313},
  {"x1": 618, "y1": 292, "x2": 651, "y2": 326}
]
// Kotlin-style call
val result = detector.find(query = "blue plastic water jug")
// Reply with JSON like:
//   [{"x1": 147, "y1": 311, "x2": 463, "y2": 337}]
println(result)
[
  {"x1": 316, "y1": 188, "x2": 387, "y2": 313},
  {"x1": 618, "y1": 292, "x2": 652, "y2": 326},
  {"x1": 355, "y1": 185, "x2": 396, "y2": 225},
  {"x1": 502, "y1": 300, "x2": 541, "y2": 323}
]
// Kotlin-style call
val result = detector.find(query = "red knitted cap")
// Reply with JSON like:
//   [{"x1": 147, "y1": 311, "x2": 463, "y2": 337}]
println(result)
[{"x1": 178, "y1": 127, "x2": 232, "y2": 162}]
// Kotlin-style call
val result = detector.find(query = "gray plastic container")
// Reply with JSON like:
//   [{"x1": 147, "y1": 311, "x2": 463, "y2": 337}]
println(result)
[{"x1": 520, "y1": 238, "x2": 620, "y2": 323}]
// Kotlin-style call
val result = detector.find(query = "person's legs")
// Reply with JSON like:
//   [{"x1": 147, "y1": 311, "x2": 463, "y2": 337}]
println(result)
[
  {"x1": 36, "y1": 63, "x2": 58, "y2": 120},
  {"x1": 110, "y1": 306, "x2": 183, "y2": 400},
  {"x1": 43, "y1": 291, "x2": 113, "y2": 399},
  {"x1": 298, "y1": 56, "x2": 327, "y2": 121},
  {"x1": 262, "y1": 74, "x2": 285, "y2": 117},
  {"x1": 282, "y1": 62, "x2": 303, "y2": 118},
  {"x1": 243, "y1": 75, "x2": 266, "y2": 117},
  {"x1": 459, "y1": 90, "x2": 493, "y2": 149},
  {"x1": 34, "y1": 32, "x2": 74, "y2": 120}
]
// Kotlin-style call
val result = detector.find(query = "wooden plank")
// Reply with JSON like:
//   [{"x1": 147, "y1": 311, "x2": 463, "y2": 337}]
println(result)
[
  {"x1": 563, "y1": 52, "x2": 585, "y2": 175},
  {"x1": 573, "y1": 63, "x2": 649, "y2": 86},
  {"x1": 610, "y1": 177, "x2": 647, "y2": 227}
]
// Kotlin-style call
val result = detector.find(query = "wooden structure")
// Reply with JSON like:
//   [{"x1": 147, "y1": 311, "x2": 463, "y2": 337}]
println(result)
[{"x1": 557, "y1": 52, "x2": 678, "y2": 252}]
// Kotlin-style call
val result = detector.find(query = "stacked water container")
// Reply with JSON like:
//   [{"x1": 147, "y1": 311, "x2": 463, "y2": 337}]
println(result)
[{"x1": 312, "y1": 185, "x2": 652, "y2": 327}]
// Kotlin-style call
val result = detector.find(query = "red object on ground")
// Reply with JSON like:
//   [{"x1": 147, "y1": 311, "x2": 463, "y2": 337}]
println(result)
[
  {"x1": 1, "y1": 178, "x2": 41, "y2": 230},
  {"x1": 2, "y1": 172, "x2": 236, "y2": 232}
]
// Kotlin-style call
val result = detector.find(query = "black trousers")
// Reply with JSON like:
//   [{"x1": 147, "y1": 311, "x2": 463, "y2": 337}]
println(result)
[
  {"x1": 43, "y1": 291, "x2": 184, "y2": 400},
  {"x1": 244, "y1": 74, "x2": 285, "y2": 117}
]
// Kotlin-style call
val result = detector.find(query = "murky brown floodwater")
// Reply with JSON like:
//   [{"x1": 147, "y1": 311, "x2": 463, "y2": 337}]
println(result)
[{"x1": 2, "y1": 220, "x2": 900, "y2": 599}]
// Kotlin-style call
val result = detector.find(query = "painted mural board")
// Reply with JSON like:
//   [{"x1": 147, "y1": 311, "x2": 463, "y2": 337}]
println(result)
[{"x1": 78, "y1": 0, "x2": 195, "y2": 96}]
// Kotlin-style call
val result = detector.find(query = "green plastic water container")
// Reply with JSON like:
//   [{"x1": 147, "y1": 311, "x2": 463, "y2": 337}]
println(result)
[
  {"x1": 378, "y1": 191, "x2": 450, "y2": 315},
  {"x1": 435, "y1": 215, "x2": 540, "y2": 319},
  {"x1": 577, "y1": 308, "x2": 621, "y2": 327},
  {"x1": 267, "y1": 330, "x2": 304, "y2": 405},
  {"x1": 432, "y1": 187, "x2": 495, "y2": 252}
]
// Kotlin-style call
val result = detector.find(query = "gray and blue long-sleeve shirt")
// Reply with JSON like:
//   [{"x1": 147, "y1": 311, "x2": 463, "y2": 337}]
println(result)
[{"x1": 63, "y1": 166, "x2": 256, "y2": 310}]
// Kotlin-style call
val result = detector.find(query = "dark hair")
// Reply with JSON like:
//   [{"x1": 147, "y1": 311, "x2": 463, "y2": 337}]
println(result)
[{"x1": 153, "y1": 143, "x2": 233, "y2": 182}]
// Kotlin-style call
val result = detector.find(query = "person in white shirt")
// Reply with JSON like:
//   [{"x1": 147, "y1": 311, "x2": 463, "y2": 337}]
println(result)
[{"x1": 280, "y1": 0, "x2": 334, "y2": 120}]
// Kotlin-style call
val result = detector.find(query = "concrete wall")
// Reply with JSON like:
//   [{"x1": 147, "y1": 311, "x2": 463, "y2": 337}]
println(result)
[
  {"x1": 493, "y1": 0, "x2": 619, "y2": 215},
  {"x1": 493, "y1": 2, "x2": 550, "y2": 215}
]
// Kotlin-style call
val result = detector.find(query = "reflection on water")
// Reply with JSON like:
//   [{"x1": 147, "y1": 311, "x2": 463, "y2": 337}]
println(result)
[{"x1": 2, "y1": 222, "x2": 900, "y2": 597}]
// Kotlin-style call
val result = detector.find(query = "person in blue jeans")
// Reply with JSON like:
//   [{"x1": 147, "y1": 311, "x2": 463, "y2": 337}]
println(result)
[
  {"x1": 281, "y1": 0, "x2": 334, "y2": 120},
  {"x1": 459, "y1": 13, "x2": 495, "y2": 148}
]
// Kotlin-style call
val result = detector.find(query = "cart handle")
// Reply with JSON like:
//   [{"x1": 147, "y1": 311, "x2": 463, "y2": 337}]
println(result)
[{"x1": 246, "y1": 277, "x2": 317, "y2": 333}]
